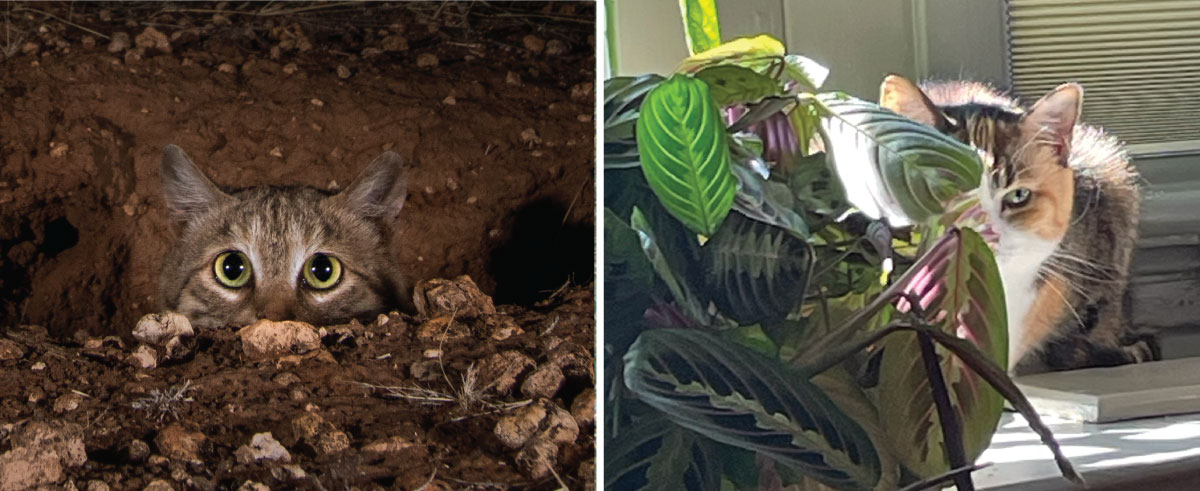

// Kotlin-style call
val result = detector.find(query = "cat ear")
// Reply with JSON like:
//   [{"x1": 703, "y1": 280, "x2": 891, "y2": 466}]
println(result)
[
  {"x1": 879, "y1": 74, "x2": 949, "y2": 128},
  {"x1": 161, "y1": 144, "x2": 228, "y2": 225},
  {"x1": 337, "y1": 151, "x2": 408, "y2": 222},
  {"x1": 1023, "y1": 83, "x2": 1082, "y2": 163}
]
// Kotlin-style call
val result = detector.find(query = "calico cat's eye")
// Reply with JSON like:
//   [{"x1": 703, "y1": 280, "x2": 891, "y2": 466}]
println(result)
[
  {"x1": 303, "y1": 253, "x2": 342, "y2": 290},
  {"x1": 1002, "y1": 187, "x2": 1033, "y2": 208},
  {"x1": 214, "y1": 251, "x2": 252, "y2": 288}
]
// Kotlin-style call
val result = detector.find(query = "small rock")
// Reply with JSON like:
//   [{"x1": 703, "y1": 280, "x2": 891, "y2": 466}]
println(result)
[
  {"x1": 480, "y1": 314, "x2": 523, "y2": 341},
  {"x1": 409, "y1": 360, "x2": 441, "y2": 382},
  {"x1": 144, "y1": 479, "x2": 174, "y2": 491},
  {"x1": 279, "y1": 465, "x2": 307, "y2": 480},
  {"x1": 361, "y1": 436, "x2": 415, "y2": 454},
  {"x1": 290, "y1": 413, "x2": 325, "y2": 441},
  {"x1": 237, "y1": 481, "x2": 268, "y2": 491},
  {"x1": 381, "y1": 34, "x2": 408, "y2": 52},
  {"x1": 316, "y1": 431, "x2": 350, "y2": 455},
  {"x1": 545, "y1": 39, "x2": 567, "y2": 55},
  {"x1": 135, "y1": 26, "x2": 170, "y2": 54},
  {"x1": 282, "y1": 63, "x2": 298, "y2": 75},
  {"x1": 520, "y1": 128, "x2": 542, "y2": 145},
  {"x1": 0, "y1": 421, "x2": 86, "y2": 491},
  {"x1": 571, "y1": 389, "x2": 595, "y2": 427},
  {"x1": 505, "y1": 71, "x2": 522, "y2": 86},
  {"x1": 416, "y1": 53, "x2": 438, "y2": 68},
  {"x1": 412, "y1": 276, "x2": 496, "y2": 319},
  {"x1": 127, "y1": 439, "x2": 150, "y2": 462},
  {"x1": 522, "y1": 34, "x2": 545, "y2": 53},
  {"x1": 477, "y1": 350, "x2": 535, "y2": 395},
  {"x1": 133, "y1": 312, "x2": 193, "y2": 346},
  {"x1": 494, "y1": 402, "x2": 547, "y2": 449},
  {"x1": 154, "y1": 424, "x2": 205, "y2": 464},
  {"x1": 415, "y1": 316, "x2": 469, "y2": 342},
  {"x1": 310, "y1": 98, "x2": 324, "y2": 107},
  {"x1": 238, "y1": 319, "x2": 321, "y2": 360},
  {"x1": 81, "y1": 36, "x2": 96, "y2": 49},
  {"x1": 423, "y1": 349, "x2": 442, "y2": 359},
  {"x1": 233, "y1": 433, "x2": 291, "y2": 464},
  {"x1": 570, "y1": 82, "x2": 593, "y2": 101},
  {"x1": 124, "y1": 47, "x2": 144, "y2": 64},
  {"x1": 30, "y1": 361, "x2": 45, "y2": 371},
  {"x1": 49, "y1": 142, "x2": 69, "y2": 158},
  {"x1": 336, "y1": 65, "x2": 351, "y2": 79},
  {"x1": 53, "y1": 393, "x2": 83, "y2": 414},
  {"x1": 127, "y1": 345, "x2": 157, "y2": 369},
  {"x1": 442, "y1": 95, "x2": 456, "y2": 105},
  {"x1": 86, "y1": 480, "x2": 111, "y2": 491},
  {"x1": 273, "y1": 372, "x2": 301, "y2": 386},
  {"x1": 217, "y1": 63, "x2": 236, "y2": 74},
  {"x1": 269, "y1": 146, "x2": 283, "y2": 158},
  {"x1": 361, "y1": 47, "x2": 383, "y2": 59},
  {"x1": 21, "y1": 41, "x2": 39, "y2": 55},
  {"x1": 520, "y1": 363, "x2": 565, "y2": 399},
  {"x1": 147, "y1": 455, "x2": 168, "y2": 466},
  {"x1": 541, "y1": 404, "x2": 580, "y2": 444},
  {"x1": 0, "y1": 339, "x2": 26, "y2": 360}
]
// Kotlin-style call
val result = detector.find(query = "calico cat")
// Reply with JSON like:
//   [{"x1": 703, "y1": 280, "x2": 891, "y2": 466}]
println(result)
[
  {"x1": 159, "y1": 144, "x2": 413, "y2": 329},
  {"x1": 879, "y1": 75, "x2": 1156, "y2": 374}
]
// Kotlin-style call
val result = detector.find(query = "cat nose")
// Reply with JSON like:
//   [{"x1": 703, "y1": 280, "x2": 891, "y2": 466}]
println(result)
[{"x1": 255, "y1": 294, "x2": 294, "y2": 321}]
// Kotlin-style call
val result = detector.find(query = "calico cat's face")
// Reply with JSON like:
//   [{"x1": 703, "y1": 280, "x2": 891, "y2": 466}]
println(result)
[
  {"x1": 159, "y1": 145, "x2": 411, "y2": 329},
  {"x1": 879, "y1": 75, "x2": 1081, "y2": 256}
]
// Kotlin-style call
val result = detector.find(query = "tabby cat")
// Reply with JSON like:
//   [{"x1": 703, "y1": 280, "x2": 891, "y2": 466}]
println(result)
[
  {"x1": 879, "y1": 75, "x2": 1155, "y2": 374},
  {"x1": 159, "y1": 144, "x2": 412, "y2": 329}
]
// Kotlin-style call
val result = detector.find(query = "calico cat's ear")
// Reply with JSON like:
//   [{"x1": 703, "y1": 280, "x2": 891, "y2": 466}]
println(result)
[
  {"x1": 336, "y1": 151, "x2": 408, "y2": 222},
  {"x1": 161, "y1": 144, "x2": 229, "y2": 226},
  {"x1": 879, "y1": 74, "x2": 949, "y2": 128},
  {"x1": 1023, "y1": 83, "x2": 1082, "y2": 164}
]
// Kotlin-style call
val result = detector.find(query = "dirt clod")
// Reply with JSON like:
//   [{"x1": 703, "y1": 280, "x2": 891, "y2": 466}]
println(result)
[
  {"x1": 494, "y1": 401, "x2": 547, "y2": 448},
  {"x1": 413, "y1": 275, "x2": 496, "y2": 318},
  {"x1": 238, "y1": 320, "x2": 321, "y2": 360},
  {"x1": 523, "y1": 34, "x2": 546, "y2": 53},
  {"x1": 128, "y1": 345, "x2": 157, "y2": 369},
  {"x1": 133, "y1": 312, "x2": 193, "y2": 346},
  {"x1": 234, "y1": 433, "x2": 291, "y2": 465},
  {"x1": 545, "y1": 39, "x2": 567, "y2": 55},
  {"x1": 478, "y1": 350, "x2": 536, "y2": 395},
  {"x1": 154, "y1": 424, "x2": 205, "y2": 464},
  {"x1": 135, "y1": 27, "x2": 171, "y2": 54},
  {"x1": 0, "y1": 421, "x2": 86, "y2": 491},
  {"x1": 336, "y1": 65, "x2": 351, "y2": 79},
  {"x1": 521, "y1": 363, "x2": 565, "y2": 399},
  {"x1": 0, "y1": 339, "x2": 26, "y2": 360},
  {"x1": 417, "y1": 52, "x2": 439, "y2": 67}
]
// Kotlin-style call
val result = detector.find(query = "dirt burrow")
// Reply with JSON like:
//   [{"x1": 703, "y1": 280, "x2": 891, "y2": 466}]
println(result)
[
  {"x1": 0, "y1": 2, "x2": 596, "y2": 336},
  {"x1": 0, "y1": 277, "x2": 595, "y2": 490}
]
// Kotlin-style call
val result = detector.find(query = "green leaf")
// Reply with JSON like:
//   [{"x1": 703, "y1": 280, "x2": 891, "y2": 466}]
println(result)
[
  {"x1": 787, "y1": 101, "x2": 821, "y2": 157},
  {"x1": 817, "y1": 94, "x2": 982, "y2": 226},
  {"x1": 696, "y1": 65, "x2": 782, "y2": 106},
  {"x1": 624, "y1": 329, "x2": 882, "y2": 490},
  {"x1": 704, "y1": 213, "x2": 811, "y2": 326},
  {"x1": 605, "y1": 414, "x2": 721, "y2": 491},
  {"x1": 729, "y1": 163, "x2": 810, "y2": 240},
  {"x1": 679, "y1": 0, "x2": 722, "y2": 55},
  {"x1": 874, "y1": 228, "x2": 1007, "y2": 478},
  {"x1": 638, "y1": 75, "x2": 738, "y2": 236},
  {"x1": 784, "y1": 54, "x2": 830, "y2": 91},
  {"x1": 676, "y1": 34, "x2": 786, "y2": 74},
  {"x1": 631, "y1": 207, "x2": 709, "y2": 324},
  {"x1": 605, "y1": 208, "x2": 656, "y2": 348}
]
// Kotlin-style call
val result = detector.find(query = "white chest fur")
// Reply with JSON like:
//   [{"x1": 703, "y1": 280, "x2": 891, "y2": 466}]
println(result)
[{"x1": 995, "y1": 230, "x2": 1061, "y2": 369}]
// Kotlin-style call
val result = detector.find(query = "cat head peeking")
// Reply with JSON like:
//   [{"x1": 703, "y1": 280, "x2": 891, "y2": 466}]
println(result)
[
  {"x1": 878, "y1": 75, "x2": 1081, "y2": 252},
  {"x1": 158, "y1": 144, "x2": 412, "y2": 329}
]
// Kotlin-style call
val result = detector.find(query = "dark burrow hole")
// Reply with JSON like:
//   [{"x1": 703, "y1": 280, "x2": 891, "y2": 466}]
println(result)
[
  {"x1": 40, "y1": 216, "x2": 78, "y2": 256},
  {"x1": 490, "y1": 199, "x2": 594, "y2": 306}
]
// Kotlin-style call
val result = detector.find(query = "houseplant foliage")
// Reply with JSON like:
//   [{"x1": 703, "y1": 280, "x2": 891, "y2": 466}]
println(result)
[{"x1": 604, "y1": 3, "x2": 1083, "y2": 491}]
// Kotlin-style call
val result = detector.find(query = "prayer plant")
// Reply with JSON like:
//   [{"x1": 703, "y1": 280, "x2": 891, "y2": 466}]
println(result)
[{"x1": 603, "y1": 2, "x2": 1082, "y2": 490}]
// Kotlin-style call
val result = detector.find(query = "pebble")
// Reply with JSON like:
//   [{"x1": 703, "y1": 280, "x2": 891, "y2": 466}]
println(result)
[
  {"x1": 442, "y1": 95, "x2": 456, "y2": 105},
  {"x1": 217, "y1": 63, "x2": 236, "y2": 74},
  {"x1": 233, "y1": 432, "x2": 291, "y2": 464},
  {"x1": 53, "y1": 393, "x2": 83, "y2": 413},
  {"x1": 416, "y1": 53, "x2": 439, "y2": 68},
  {"x1": 522, "y1": 34, "x2": 545, "y2": 53},
  {"x1": 282, "y1": 63, "x2": 298, "y2": 75},
  {"x1": 545, "y1": 39, "x2": 567, "y2": 55},
  {"x1": 155, "y1": 423, "x2": 206, "y2": 464},
  {"x1": 269, "y1": 146, "x2": 284, "y2": 158},
  {"x1": 0, "y1": 338, "x2": 26, "y2": 360},
  {"x1": 127, "y1": 345, "x2": 157, "y2": 369},
  {"x1": 310, "y1": 98, "x2": 324, "y2": 107},
  {"x1": 238, "y1": 319, "x2": 321, "y2": 360},
  {"x1": 30, "y1": 361, "x2": 45, "y2": 371},
  {"x1": 133, "y1": 312, "x2": 193, "y2": 346},
  {"x1": 135, "y1": 26, "x2": 170, "y2": 53},
  {"x1": 143, "y1": 479, "x2": 173, "y2": 491},
  {"x1": 336, "y1": 65, "x2": 351, "y2": 79},
  {"x1": 505, "y1": 71, "x2": 522, "y2": 86},
  {"x1": 520, "y1": 128, "x2": 542, "y2": 145}
]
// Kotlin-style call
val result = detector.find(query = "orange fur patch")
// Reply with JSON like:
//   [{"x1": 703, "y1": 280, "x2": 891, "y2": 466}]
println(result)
[
  {"x1": 1019, "y1": 273, "x2": 1071, "y2": 359},
  {"x1": 1006, "y1": 146, "x2": 1075, "y2": 241}
]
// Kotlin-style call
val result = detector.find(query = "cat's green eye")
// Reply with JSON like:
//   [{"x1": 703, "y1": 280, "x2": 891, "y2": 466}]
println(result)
[
  {"x1": 303, "y1": 253, "x2": 342, "y2": 290},
  {"x1": 1002, "y1": 187, "x2": 1033, "y2": 208},
  {"x1": 214, "y1": 251, "x2": 252, "y2": 288}
]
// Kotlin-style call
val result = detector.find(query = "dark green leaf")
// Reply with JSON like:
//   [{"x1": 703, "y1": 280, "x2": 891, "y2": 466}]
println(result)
[
  {"x1": 730, "y1": 163, "x2": 809, "y2": 240},
  {"x1": 704, "y1": 213, "x2": 811, "y2": 326},
  {"x1": 638, "y1": 75, "x2": 738, "y2": 236},
  {"x1": 605, "y1": 208, "x2": 656, "y2": 348},
  {"x1": 605, "y1": 75, "x2": 665, "y2": 170},
  {"x1": 631, "y1": 207, "x2": 709, "y2": 325},
  {"x1": 624, "y1": 329, "x2": 882, "y2": 490},
  {"x1": 818, "y1": 94, "x2": 982, "y2": 226},
  {"x1": 606, "y1": 414, "x2": 722, "y2": 491}
]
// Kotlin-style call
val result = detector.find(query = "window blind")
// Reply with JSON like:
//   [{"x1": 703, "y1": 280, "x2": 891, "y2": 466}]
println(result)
[{"x1": 1008, "y1": 0, "x2": 1200, "y2": 146}]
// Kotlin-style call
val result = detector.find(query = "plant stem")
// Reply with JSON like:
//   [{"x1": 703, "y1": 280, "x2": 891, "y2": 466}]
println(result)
[{"x1": 918, "y1": 331, "x2": 973, "y2": 491}]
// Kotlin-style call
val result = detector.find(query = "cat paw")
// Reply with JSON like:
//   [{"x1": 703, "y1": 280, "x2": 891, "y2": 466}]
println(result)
[{"x1": 1122, "y1": 340, "x2": 1157, "y2": 363}]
